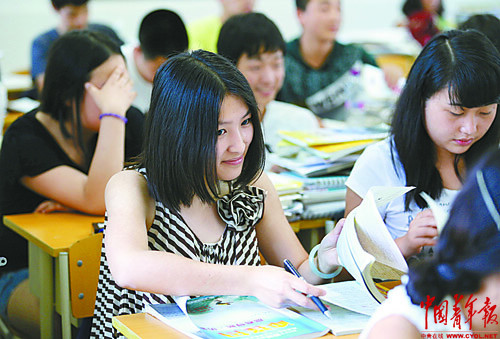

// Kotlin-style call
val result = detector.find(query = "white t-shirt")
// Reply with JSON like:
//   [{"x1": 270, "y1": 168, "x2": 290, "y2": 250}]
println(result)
[
  {"x1": 360, "y1": 284, "x2": 472, "y2": 338},
  {"x1": 262, "y1": 100, "x2": 320, "y2": 152},
  {"x1": 346, "y1": 138, "x2": 458, "y2": 240},
  {"x1": 122, "y1": 44, "x2": 152, "y2": 114}
]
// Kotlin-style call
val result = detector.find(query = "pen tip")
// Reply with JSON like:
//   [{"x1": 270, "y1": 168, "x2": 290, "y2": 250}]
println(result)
[{"x1": 324, "y1": 310, "x2": 332, "y2": 319}]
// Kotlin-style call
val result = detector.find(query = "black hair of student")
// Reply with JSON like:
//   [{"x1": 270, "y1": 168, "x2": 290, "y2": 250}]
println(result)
[
  {"x1": 51, "y1": 0, "x2": 88, "y2": 10},
  {"x1": 139, "y1": 50, "x2": 265, "y2": 212},
  {"x1": 217, "y1": 12, "x2": 286, "y2": 65},
  {"x1": 406, "y1": 147, "x2": 500, "y2": 305},
  {"x1": 402, "y1": 0, "x2": 443, "y2": 17},
  {"x1": 296, "y1": 0, "x2": 309, "y2": 11},
  {"x1": 139, "y1": 9, "x2": 188, "y2": 60},
  {"x1": 458, "y1": 14, "x2": 500, "y2": 53},
  {"x1": 390, "y1": 29, "x2": 500, "y2": 210},
  {"x1": 40, "y1": 30, "x2": 123, "y2": 166}
]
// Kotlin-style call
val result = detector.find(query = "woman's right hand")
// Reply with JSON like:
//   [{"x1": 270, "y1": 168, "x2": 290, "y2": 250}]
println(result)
[
  {"x1": 247, "y1": 265, "x2": 326, "y2": 310},
  {"x1": 85, "y1": 65, "x2": 136, "y2": 117},
  {"x1": 395, "y1": 209, "x2": 438, "y2": 258}
]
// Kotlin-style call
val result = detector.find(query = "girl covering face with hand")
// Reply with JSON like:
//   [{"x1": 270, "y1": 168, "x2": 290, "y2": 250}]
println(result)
[
  {"x1": 345, "y1": 29, "x2": 500, "y2": 260},
  {"x1": 0, "y1": 30, "x2": 143, "y2": 338},
  {"x1": 90, "y1": 50, "x2": 344, "y2": 338}
]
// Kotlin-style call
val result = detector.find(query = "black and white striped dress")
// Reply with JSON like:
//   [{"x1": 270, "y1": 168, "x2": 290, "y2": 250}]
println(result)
[{"x1": 90, "y1": 172, "x2": 266, "y2": 338}]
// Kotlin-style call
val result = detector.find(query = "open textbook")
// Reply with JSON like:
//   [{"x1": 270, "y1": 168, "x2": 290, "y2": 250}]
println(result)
[
  {"x1": 337, "y1": 186, "x2": 413, "y2": 304},
  {"x1": 420, "y1": 191, "x2": 448, "y2": 234},
  {"x1": 146, "y1": 295, "x2": 329, "y2": 339}
]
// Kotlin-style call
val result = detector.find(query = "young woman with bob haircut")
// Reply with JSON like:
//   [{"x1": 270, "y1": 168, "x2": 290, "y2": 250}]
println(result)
[
  {"x1": 345, "y1": 29, "x2": 500, "y2": 259},
  {"x1": 361, "y1": 147, "x2": 500, "y2": 338},
  {"x1": 90, "y1": 50, "x2": 343, "y2": 338},
  {"x1": 0, "y1": 30, "x2": 143, "y2": 337}
]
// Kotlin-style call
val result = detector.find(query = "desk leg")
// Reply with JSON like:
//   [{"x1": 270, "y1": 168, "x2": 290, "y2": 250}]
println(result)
[
  {"x1": 58, "y1": 252, "x2": 72, "y2": 339},
  {"x1": 31, "y1": 244, "x2": 54, "y2": 339}
]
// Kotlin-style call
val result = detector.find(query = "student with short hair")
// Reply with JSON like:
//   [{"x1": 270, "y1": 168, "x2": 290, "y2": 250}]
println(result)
[
  {"x1": 278, "y1": 0, "x2": 380, "y2": 119},
  {"x1": 90, "y1": 50, "x2": 344, "y2": 338},
  {"x1": 0, "y1": 30, "x2": 143, "y2": 338},
  {"x1": 217, "y1": 12, "x2": 320, "y2": 152},
  {"x1": 458, "y1": 13, "x2": 500, "y2": 52},
  {"x1": 122, "y1": 9, "x2": 188, "y2": 113},
  {"x1": 31, "y1": 0, "x2": 123, "y2": 93},
  {"x1": 345, "y1": 30, "x2": 500, "y2": 259},
  {"x1": 361, "y1": 147, "x2": 500, "y2": 338}
]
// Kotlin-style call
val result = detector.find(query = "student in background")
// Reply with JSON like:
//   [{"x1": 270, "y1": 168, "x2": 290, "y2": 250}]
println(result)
[
  {"x1": 277, "y1": 0, "x2": 381, "y2": 119},
  {"x1": 402, "y1": 0, "x2": 445, "y2": 47},
  {"x1": 0, "y1": 30, "x2": 143, "y2": 338},
  {"x1": 90, "y1": 50, "x2": 344, "y2": 338},
  {"x1": 458, "y1": 13, "x2": 500, "y2": 52},
  {"x1": 187, "y1": 0, "x2": 255, "y2": 53},
  {"x1": 31, "y1": 0, "x2": 123, "y2": 94},
  {"x1": 361, "y1": 148, "x2": 500, "y2": 338},
  {"x1": 122, "y1": 9, "x2": 188, "y2": 114},
  {"x1": 217, "y1": 12, "x2": 320, "y2": 153},
  {"x1": 344, "y1": 30, "x2": 500, "y2": 260}
]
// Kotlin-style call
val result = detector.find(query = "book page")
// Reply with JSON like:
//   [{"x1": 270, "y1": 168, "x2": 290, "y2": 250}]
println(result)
[
  {"x1": 320, "y1": 281, "x2": 380, "y2": 316},
  {"x1": 354, "y1": 187, "x2": 411, "y2": 273},
  {"x1": 292, "y1": 301, "x2": 370, "y2": 336},
  {"x1": 420, "y1": 191, "x2": 448, "y2": 234},
  {"x1": 145, "y1": 303, "x2": 207, "y2": 339},
  {"x1": 337, "y1": 210, "x2": 373, "y2": 284}
]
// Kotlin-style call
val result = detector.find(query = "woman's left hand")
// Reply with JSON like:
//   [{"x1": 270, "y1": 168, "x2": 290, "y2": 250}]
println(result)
[
  {"x1": 34, "y1": 200, "x2": 72, "y2": 213},
  {"x1": 316, "y1": 218, "x2": 344, "y2": 274}
]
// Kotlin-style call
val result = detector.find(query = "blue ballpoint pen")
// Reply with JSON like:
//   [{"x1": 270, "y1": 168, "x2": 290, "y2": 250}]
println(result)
[{"x1": 283, "y1": 259, "x2": 332, "y2": 319}]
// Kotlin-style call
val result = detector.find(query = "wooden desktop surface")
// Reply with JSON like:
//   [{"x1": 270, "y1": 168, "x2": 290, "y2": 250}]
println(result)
[
  {"x1": 113, "y1": 313, "x2": 359, "y2": 339},
  {"x1": 3, "y1": 212, "x2": 103, "y2": 257}
]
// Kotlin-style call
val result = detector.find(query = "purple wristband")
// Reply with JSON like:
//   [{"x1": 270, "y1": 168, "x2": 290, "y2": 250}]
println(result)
[{"x1": 99, "y1": 113, "x2": 128, "y2": 124}]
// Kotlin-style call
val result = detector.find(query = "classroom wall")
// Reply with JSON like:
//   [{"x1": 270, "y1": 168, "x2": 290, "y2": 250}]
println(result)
[{"x1": 0, "y1": 0, "x2": 499, "y2": 76}]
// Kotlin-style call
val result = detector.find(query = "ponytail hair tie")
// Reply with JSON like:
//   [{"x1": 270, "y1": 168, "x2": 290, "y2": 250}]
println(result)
[{"x1": 436, "y1": 263, "x2": 455, "y2": 281}]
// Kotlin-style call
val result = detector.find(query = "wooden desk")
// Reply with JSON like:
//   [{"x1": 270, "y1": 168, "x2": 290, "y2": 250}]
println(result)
[
  {"x1": 113, "y1": 313, "x2": 359, "y2": 339},
  {"x1": 3, "y1": 212, "x2": 104, "y2": 339},
  {"x1": 3, "y1": 111, "x2": 23, "y2": 133}
]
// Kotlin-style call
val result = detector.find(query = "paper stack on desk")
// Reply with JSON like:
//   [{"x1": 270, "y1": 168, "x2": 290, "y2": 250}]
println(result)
[
  {"x1": 268, "y1": 125, "x2": 388, "y2": 178},
  {"x1": 267, "y1": 172, "x2": 347, "y2": 221}
]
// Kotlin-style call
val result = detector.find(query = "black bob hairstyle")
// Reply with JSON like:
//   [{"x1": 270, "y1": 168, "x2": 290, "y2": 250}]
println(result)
[
  {"x1": 407, "y1": 147, "x2": 500, "y2": 305},
  {"x1": 390, "y1": 29, "x2": 500, "y2": 210},
  {"x1": 139, "y1": 50, "x2": 265, "y2": 212},
  {"x1": 217, "y1": 12, "x2": 286, "y2": 65}
]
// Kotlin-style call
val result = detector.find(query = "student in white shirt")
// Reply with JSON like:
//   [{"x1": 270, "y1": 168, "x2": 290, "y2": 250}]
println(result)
[
  {"x1": 217, "y1": 12, "x2": 320, "y2": 153},
  {"x1": 362, "y1": 148, "x2": 500, "y2": 338},
  {"x1": 345, "y1": 30, "x2": 500, "y2": 259}
]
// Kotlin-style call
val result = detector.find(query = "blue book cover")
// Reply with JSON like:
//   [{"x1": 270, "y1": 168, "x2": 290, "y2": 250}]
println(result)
[{"x1": 146, "y1": 296, "x2": 329, "y2": 339}]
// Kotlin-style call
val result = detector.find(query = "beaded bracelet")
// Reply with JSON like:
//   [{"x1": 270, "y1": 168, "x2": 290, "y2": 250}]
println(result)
[
  {"x1": 99, "y1": 113, "x2": 128, "y2": 124},
  {"x1": 309, "y1": 244, "x2": 343, "y2": 280}
]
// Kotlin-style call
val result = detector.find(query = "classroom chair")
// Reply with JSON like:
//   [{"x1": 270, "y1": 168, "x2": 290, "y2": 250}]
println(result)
[
  {"x1": 58, "y1": 232, "x2": 102, "y2": 338},
  {"x1": 0, "y1": 316, "x2": 21, "y2": 339}
]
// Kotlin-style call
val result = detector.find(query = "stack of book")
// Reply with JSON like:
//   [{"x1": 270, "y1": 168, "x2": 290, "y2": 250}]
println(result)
[
  {"x1": 267, "y1": 172, "x2": 348, "y2": 221},
  {"x1": 268, "y1": 124, "x2": 388, "y2": 178}
]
